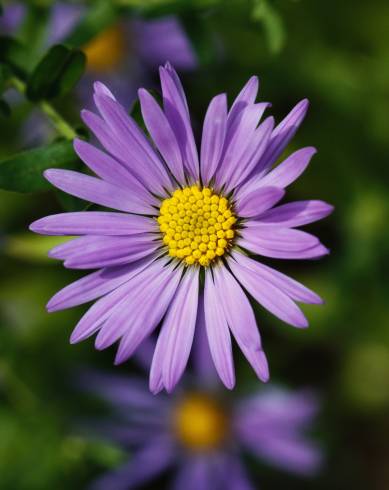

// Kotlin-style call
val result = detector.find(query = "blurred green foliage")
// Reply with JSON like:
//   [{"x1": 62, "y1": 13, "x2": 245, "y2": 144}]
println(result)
[{"x1": 1, "y1": 0, "x2": 389, "y2": 489}]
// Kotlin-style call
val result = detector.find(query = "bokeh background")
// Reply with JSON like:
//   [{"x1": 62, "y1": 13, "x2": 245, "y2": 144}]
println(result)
[{"x1": 1, "y1": 0, "x2": 388, "y2": 489}]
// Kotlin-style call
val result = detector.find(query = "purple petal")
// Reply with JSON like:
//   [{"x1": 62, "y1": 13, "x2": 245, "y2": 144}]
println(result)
[
  {"x1": 240, "y1": 226, "x2": 319, "y2": 252},
  {"x1": 73, "y1": 139, "x2": 158, "y2": 204},
  {"x1": 258, "y1": 147, "x2": 317, "y2": 188},
  {"x1": 235, "y1": 186, "x2": 285, "y2": 218},
  {"x1": 200, "y1": 93, "x2": 228, "y2": 185},
  {"x1": 254, "y1": 99, "x2": 309, "y2": 176},
  {"x1": 159, "y1": 64, "x2": 199, "y2": 180},
  {"x1": 92, "y1": 89, "x2": 173, "y2": 189},
  {"x1": 226, "y1": 116, "x2": 274, "y2": 191},
  {"x1": 203, "y1": 269, "x2": 235, "y2": 389},
  {"x1": 238, "y1": 236, "x2": 329, "y2": 260},
  {"x1": 69, "y1": 258, "x2": 167, "y2": 343},
  {"x1": 214, "y1": 266, "x2": 269, "y2": 382},
  {"x1": 192, "y1": 291, "x2": 220, "y2": 385},
  {"x1": 236, "y1": 146, "x2": 317, "y2": 201},
  {"x1": 138, "y1": 88, "x2": 185, "y2": 183},
  {"x1": 81, "y1": 106, "x2": 170, "y2": 196},
  {"x1": 51, "y1": 235, "x2": 158, "y2": 269},
  {"x1": 231, "y1": 252, "x2": 322, "y2": 304},
  {"x1": 100, "y1": 264, "x2": 181, "y2": 361},
  {"x1": 227, "y1": 76, "x2": 259, "y2": 135},
  {"x1": 47, "y1": 254, "x2": 156, "y2": 312},
  {"x1": 91, "y1": 437, "x2": 175, "y2": 490},
  {"x1": 161, "y1": 268, "x2": 199, "y2": 392},
  {"x1": 228, "y1": 258, "x2": 308, "y2": 328},
  {"x1": 256, "y1": 200, "x2": 334, "y2": 227},
  {"x1": 216, "y1": 103, "x2": 269, "y2": 189},
  {"x1": 44, "y1": 169, "x2": 153, "y2": 215},
  {"x1": 93, "y1": 81, "x2": 115, "y2": 99},
  {"x1": 30, "y1": 211, "x2": 156, "y2": 236}
]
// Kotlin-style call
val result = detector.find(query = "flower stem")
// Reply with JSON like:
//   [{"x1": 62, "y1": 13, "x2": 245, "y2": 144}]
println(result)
[{"x1": 10, "y1": 77, "x2": 77, "y2": 141}]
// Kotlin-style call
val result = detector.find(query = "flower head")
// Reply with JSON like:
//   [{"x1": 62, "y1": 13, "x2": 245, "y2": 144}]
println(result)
[
  {"x1": 30, "y1": 64, "x2": 333, "y2": 392},
  {"x1": 80, "y1": 367, "x2": 322, "y2": 489}
]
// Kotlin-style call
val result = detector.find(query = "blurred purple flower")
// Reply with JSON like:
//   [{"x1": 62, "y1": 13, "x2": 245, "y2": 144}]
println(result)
[
  {"x1": 1, "y1": 2, "x2": 197, "y2": 145},
  {"x1": 0, "y1": 3, "x2": 25, "y2": 34},
  {"x1": 30, "y1": 64, "x2": 333, "y2": 392},
  {"x1": 80, "y1": 355, "x2": 322, "y2": 490}
]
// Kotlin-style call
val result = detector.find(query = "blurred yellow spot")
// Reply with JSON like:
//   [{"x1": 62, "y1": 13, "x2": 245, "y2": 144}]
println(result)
[
  {"x1": 83, "y1": 24, "x2": 125, "y2": 72},
  {"x1": 158, "y1": 185, "x2": 236, "y2": 266},
  {"x1": 174, "y1": 393, "x2": 227, "y2": 451}
]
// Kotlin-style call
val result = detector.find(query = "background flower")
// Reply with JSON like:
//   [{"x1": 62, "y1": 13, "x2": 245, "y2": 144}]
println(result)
[{"x1": 77, "y1": 348, "x2": 322, "y2": 490}]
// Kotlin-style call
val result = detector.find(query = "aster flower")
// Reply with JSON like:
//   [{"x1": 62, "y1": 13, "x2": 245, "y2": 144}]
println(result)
[
  {"x1": 30, "y1": 63, "x2": 333, "y2": 392},
  {"x1": 80, "y1": 365, "x2": 322, "y2": 489}
]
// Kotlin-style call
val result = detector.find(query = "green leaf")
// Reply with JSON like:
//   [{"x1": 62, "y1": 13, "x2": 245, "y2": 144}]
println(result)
[
  {"x1": 26, "y1": 44, "x2": 86, "y2": 102},
  {"x1": 0, "y1": 36, "x2": 29, "y2": 76},
  {"x1": 252, "y1": 0, "x2": 285, "y2": 54},
  {"x1": 0, "y1": 141, "x2": 81, "y2": 193}
]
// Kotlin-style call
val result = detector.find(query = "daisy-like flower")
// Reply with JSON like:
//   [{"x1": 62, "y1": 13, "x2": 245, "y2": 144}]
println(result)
[
  {"x1": 30, "y1": 63, "x2": 333, "y2": 392},
  {"x1": 80, "y1": 364, "x2": 322, "y2": 489}
]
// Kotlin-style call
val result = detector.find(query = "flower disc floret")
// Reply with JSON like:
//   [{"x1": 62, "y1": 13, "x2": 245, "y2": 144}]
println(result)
[{"x1": 158, "y1": 185, "x2": 236, "y2": 266}]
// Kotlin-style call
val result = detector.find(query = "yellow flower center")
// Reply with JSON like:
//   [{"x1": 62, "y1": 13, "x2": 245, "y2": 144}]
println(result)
[
  {"x1": 83, "y1": 24, "x2": 126, "y2": 72},
  {"x1": 158, "y1": 185, "x2": 236, "y2": 267},
  {"x1": 174, "y1": 393, "x2": 228, "y2": 451}
]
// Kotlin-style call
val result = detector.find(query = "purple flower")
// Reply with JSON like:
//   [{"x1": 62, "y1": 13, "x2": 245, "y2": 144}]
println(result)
[
  {"x1": 30, "y1": 64, "x2": 333, "y2": 392},
  {"x1": 80, "y1": 365, "x2": 322, "y2": 490}
]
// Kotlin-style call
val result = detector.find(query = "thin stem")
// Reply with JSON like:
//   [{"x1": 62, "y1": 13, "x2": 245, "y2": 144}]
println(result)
[{"x1": 10, "y1": 77, "x2": 77, "y2": 140}]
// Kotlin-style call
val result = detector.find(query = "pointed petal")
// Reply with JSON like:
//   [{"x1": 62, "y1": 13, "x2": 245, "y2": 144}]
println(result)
[
  {"x1": 216, "y1": 103, "x2": 268, "y2": 189},
  {"x1": 240, "y1": 226, "x2": 319, "y2": 252},
  {"x1": 102, "y1": 264, "x2": 181, "y2": 360},
  {"x1": 235, "y1": 186, "x2": 284, "y2": 218},
  {"x1": 238, "y1": 236, "x2": 329, "y2": 260},
  {"x1": 214, "y1": 266, "x2": 269, "y2": 382},
  {"x1": 200, "y1": 93, "x2": 228, "y2": 185},
  {"x1": 228, "y1": 258, "x2": 308, "y2": 328},
  {"x1": 255, "y1": 98, "x2": 309, "y2": 175},
  {"x1": 256, "y1": 200, "x2": 334, "y2": 227},
  {"x1": 69, "y1": 258, "x2": 167, "y2": 343},
  {"x1": 52, "y1": 235, "x2": 158, "y2": 269},
  {"x1": 203, "y1": 269, "x2": 235, "y2": 389},
  {"x1": 47, "y1": 255, "x2": 156, "y2": 312},
  {"x1": 73, "y1": 138, "x2": 157, "y2": 204},
  {"x1": 138, "y1": 88, "x2": 185, "y2": 183},
  {"x1": 226, "y1": 116, "x2": 274, "y2": 191},
  {"x1": 227, "y1": 76, "x2": 259, "y2": 135},
  {"x1": 231, "y1": 251, "x2": 322, "y2": 304},
  {"x1": 30, "y1": 211, "x2": 156, "y2": 236},
  {"x1": 258, "y1": 147, "x2": 317, "y2": 188},
  {"x1": 92, "y1": 91, "x2": 173, "y2": 191},
  {"x1": 44, "y1": 169, "x2": 153, "y2": 214},
  {"x1": 159, "y1": 64, "x2": 199, "y2": 180},
  {"x1": 161, "y1": 268, "x2": 199, "y2": 391}
]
